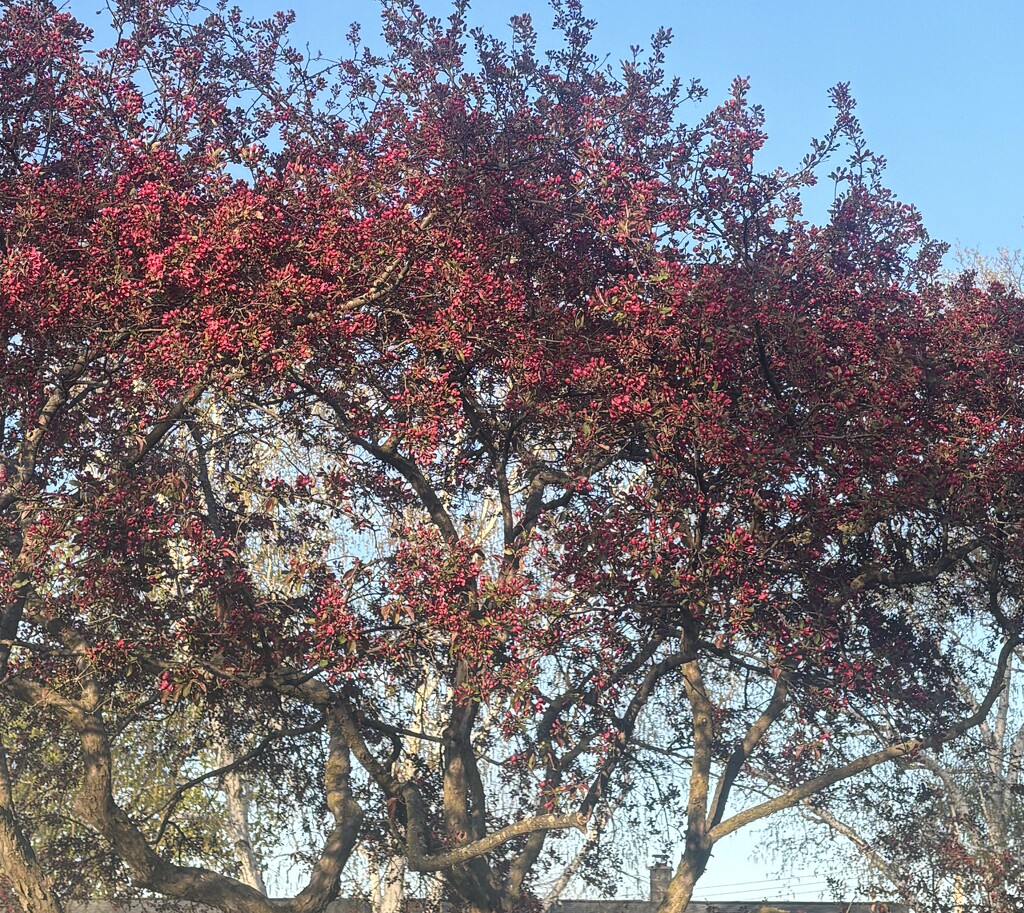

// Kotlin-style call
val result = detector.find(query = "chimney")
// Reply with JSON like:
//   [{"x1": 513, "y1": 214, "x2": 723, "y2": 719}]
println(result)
[{"x1": 649, "y1": 855, "x2": 672, "y2": 904}]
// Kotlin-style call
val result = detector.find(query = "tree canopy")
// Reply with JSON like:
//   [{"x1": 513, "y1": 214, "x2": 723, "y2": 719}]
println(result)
[{"x1": 1, "y1": 1, "x2": 1022, "y2": 912}]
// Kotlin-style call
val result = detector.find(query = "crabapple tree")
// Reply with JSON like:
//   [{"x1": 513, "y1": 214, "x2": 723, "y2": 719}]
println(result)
[{"x1": 1, "y1": 2, "x2": 1023, "y2": 913}]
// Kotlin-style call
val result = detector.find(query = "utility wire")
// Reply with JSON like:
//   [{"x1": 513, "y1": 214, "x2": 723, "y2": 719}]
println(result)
[
  {"x1": 694, "y1": 881, "x2": 838, "y2": 899},
  {"x1": 693, "y1": 874, "x2": 833, "y2": 892}
]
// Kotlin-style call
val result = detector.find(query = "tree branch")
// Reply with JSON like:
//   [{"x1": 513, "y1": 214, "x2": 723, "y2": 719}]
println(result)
[
  {"x1": 711, "y1": 628, "x2": 1022, "y2": 842},
  {"x1": 706, "y1": 671, "x2": 790, "y2": 830}
]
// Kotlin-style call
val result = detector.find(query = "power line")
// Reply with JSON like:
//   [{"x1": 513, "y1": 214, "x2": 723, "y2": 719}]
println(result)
[
  {"x1": 693, "y1": 874, "x2": 834, "y2": 892},
  {"x1": 694, "y1": 881, "x2": 833, "y2": 900}
]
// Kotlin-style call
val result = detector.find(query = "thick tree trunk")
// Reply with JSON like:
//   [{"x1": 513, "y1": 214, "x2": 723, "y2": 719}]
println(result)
[
  {"x1": 442, "y1": 664, "x2": 497, "y2": 912},
  {"x1": 656, "y1": 846, "x2": 712, "y2": 913},
  {"x1": 0, "y1": 812, "x2": 63, "y2": 913},
  {"x1": 0, "y1": 746, "x2": 63, "y2": 913}
]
